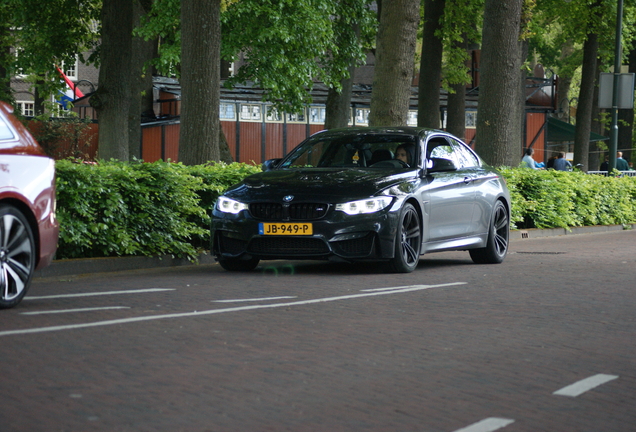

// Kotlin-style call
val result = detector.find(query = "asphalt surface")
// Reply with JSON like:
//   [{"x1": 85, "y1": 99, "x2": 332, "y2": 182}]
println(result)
[
  {"x1": 1, "y1": 226, "x2": 635, "y2": 431},
  {"x1": 33, "y1": 224, "x2": 636, "y2": 279}
]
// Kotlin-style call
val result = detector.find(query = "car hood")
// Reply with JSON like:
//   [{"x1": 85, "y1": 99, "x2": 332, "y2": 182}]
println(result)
[{"x1": 224, "y1": 168, "x2": 416, "y2": 202}]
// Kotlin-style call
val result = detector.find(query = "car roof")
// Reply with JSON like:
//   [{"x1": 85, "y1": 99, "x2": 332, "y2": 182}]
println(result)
[{"x1": 310, "y1": 126, "x2": 446, "y2": 138}]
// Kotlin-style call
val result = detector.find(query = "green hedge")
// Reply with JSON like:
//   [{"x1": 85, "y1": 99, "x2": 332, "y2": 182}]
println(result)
[
  {"x1": 54, "y1": 161, "x2": 636, "y2": 260},
  {"x1": 55, "y1": 159, "x2": 260, "y2": 260},
  {"x1": 500, "y1": 168, "x2": 636, "y2": 229}
]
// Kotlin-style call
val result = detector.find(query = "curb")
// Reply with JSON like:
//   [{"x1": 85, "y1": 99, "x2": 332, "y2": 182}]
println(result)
[
  {"x1": 35, "y1": 224, "x2": 636, "y2": 279},
  {"x1": 34, "y1": 253, "x2": 216, "y2": 279},
  {"x1": 509, "y1": 223, "x2": 635, "y2": 240}
]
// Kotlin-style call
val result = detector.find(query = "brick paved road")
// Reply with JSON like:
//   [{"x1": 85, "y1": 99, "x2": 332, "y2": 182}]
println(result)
[{"x1": 1, "y1": 230, "x2": 635, "y2": 431}]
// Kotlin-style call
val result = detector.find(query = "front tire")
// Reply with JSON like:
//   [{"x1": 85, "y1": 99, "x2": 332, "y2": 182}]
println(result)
[
  {"x1": 218, "y1": 256, "x2": 260, "y2": 272},
  {"x1": 470, "y1": 200, "x2": 509, "y2": 264},
  {"x1": 0, "y1": 205, "x2": 36, "y2": 309},
  {"x1": 388, "y1": 203, "x2": 421, "y2": 273}
]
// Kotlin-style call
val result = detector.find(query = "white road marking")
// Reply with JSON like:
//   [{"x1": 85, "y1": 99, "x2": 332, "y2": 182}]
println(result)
[
  {"x1": 553, "y1": 374, "x2": 619, "y2": 397},
  {"x1": 361, "y1": 282, "x2": 466, "y2": 292},
  {"x1": 452, "y1": 417, "x2": 515, "y2": 432},
  {"x1": 21, "y1": 307, "x2": 130, "y2": 315},
  {"x1": 0, "y1": 282, "x2": 464, "y2": 337},
  {"x1": 214, "y1": 296, "x2": 298, "y2": 303},
  {"x1": 24, "y1": 288, "x2": 175, "y2": 300}
]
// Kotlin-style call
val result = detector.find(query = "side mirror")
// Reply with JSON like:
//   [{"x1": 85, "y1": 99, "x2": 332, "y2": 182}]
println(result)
[
  {"x1": 426, "y1": 157, "x2": 457, "y2": 173},
  {"x1": 262, "y1": 158, "x2": 282, "y2": 171}
]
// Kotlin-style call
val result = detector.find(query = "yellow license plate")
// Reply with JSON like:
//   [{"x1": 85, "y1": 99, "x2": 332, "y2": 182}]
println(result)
[{"x1": 259, "y1": 222, "x2": 313, "y2": 235}]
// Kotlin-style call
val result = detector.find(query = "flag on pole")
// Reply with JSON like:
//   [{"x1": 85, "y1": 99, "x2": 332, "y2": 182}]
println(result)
[{"x1": 55, "y1": 66, "x2": 84, "y2": 108}]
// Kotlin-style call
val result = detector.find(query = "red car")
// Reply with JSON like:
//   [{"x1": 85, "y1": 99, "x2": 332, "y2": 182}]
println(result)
[{"x1": 0, "y1": 101, "x2": 58, "y2": 308}]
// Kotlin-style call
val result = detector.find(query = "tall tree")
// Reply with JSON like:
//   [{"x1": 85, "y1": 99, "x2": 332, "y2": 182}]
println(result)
[
  {"x1": 179, "y1": 0, "x2": 221, "y2": 164},
  {"x1": 474, "y1": 0, "x2": 524, "y2": 166},
  {"x1": 418, "y1": 0, "x2": 445, "y2": 128},
  {"x1": 369, "y1": 0, "x2": 420, "y2": 126},
  {"x1": 129, "y1": 0, "x2": 156, "y2": 160},
  {"x1": 573, "y1": 31, "x2": 599, "y2": 171},
  {"x1": 92, "y1": 0, "x2": 134, "y2": 160}
]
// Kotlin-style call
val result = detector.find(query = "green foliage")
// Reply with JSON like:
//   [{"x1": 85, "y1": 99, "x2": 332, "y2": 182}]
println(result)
[
  {"x1": 221, "y1": 0, "x2": 374, "y2": 112},
  {"x1": 55, "y1": 161, "x2": 636, "y2": 261},
  {"x1": 500, "y1": 168, "x2": 636, "y2": 230},
  {"x1": 1, "y1": 0, "x2": 100, "y2": 102},
  {"x1": 134, "y1": 0, "x2": 182, "y2": 77},
  {"x1": 55, "y1": 159, "x2": 261, "y2": 260},
  {"x1": 136, "y1": 0, "x2": 375, "y2": 113},
  {"x1": 439, "y1": 0, "x2": 484, "y2": 88}
]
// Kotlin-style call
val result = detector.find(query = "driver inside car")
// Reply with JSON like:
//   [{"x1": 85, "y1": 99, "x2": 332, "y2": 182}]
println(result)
[{"x1": 395, "y1": 143, "x2": 415, "y2": 166}]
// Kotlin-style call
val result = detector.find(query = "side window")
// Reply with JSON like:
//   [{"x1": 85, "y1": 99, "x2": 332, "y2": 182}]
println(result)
[
  {"x1": 450, "y1": 139, "x2": 480, "y2": 168},
  {"x1": 0, "y1": 117, "x2": 14, "y2": 141},
  {"x1": 427, "y1": 138, "x2": 461, "y2": 167}
]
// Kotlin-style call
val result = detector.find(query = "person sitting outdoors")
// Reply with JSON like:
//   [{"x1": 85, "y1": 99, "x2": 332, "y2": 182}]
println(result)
[
  {"x1": 521, "y1": 148, "x2": 540, "y2": 169},
  {"x1": 553, "y1": 152, "x2": 572, "y2": 171}
]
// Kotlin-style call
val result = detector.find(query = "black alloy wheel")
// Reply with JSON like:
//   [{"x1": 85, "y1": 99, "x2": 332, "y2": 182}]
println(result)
[
  {"x1": 389, "y1": 203, "x2": 421, "y2": 273},
  {"x1": 469, "y1": 200, "x2": 509, "y2": 264}
]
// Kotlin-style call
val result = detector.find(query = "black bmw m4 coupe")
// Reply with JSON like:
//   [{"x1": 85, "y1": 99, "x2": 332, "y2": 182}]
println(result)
[{"x1": 211, "y1": 127, "x2": 510, "y2": 273}]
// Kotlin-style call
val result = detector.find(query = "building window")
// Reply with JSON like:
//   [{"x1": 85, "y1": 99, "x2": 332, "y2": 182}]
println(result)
[
  {"x1": 220, "y1": 102, "x2": 236, "y2": 120},
  {"x1": 286, "y1": 109, "x2": 306, "y2": 123},
  {"x1": 63, "y1": 60, "x2": 78, "y2": 80},
  {"x1": 354, "y1": 108, "x2": 370, "y2": 125},
  {"x1": 240, "y1": 104, "x2": 262, "y2": 121},
  {"x1": 309, "y1": 106, "x2": 326, "y2": 124},
  {"x1": 266, "y1": 106, "x2": 283, "y2": 122},
  {"x1": 407, "y1": 110, "x2": 418, "y2": 127},
  {"x1": 466, "y1": 110, "x2": 477, "y2": 128},
  {"x1": 16, "y1": 101, "x2": 34, "y2": 117}
]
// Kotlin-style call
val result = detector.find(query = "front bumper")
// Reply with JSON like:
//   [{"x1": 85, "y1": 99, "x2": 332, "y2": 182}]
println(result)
[{"x1": 211, "y1": 208, "x2": 399, "y2": 262}]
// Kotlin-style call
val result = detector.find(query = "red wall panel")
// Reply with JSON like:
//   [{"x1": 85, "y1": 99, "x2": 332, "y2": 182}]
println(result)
[
  {"x1": 265, "y1": 123, "x2": 284, "y2": 160},
  {"x1": 238, "y1": 122, "x2": 262, "y2": 164}
]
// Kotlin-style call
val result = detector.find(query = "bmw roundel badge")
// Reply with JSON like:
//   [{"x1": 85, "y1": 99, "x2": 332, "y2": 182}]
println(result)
[{"x1": 283, "y1": 195, "x2": 294, "y2": 202}]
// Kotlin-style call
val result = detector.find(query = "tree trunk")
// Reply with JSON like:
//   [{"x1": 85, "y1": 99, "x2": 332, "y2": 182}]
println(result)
[
  {"x1": 474, "y1": 0, "x2": 523, "y2": 167},
  {"x1": 418, "y1": 0, "x2": 445, "y2": 128},
  {"x1": 325, "y1": 65, "x2": 355, "y2": 129},
  {"x1": 34, "y1": 80, "x2": 46, "y2": 116},
  {"x1": 128, "y1": 0, "x2": 155, "y2": 160},
  {"x1": 447, "y1": 82, "x2": 466, "y2": 141},
  {"x1": 519, "y1": 39, "x2": 529, "y2": 160},
  {"x1": 557, "y1": 39, "x2": 574, "y2": 122},
  {"x1": 573, "y1": 32, "x2": 598, "y2": 171},
  {"x1": 589, "y1": 57, "x2": 603, "y2": 171},
  {"x1": 179, "y1": 0, "x2": 221, "y2": 165},
  {"x1": 92, "y1": 0, "x2": 133, "y2": 161},
  {"x1": 369, "y1": 0, "x2": 420, "y2": 127}
]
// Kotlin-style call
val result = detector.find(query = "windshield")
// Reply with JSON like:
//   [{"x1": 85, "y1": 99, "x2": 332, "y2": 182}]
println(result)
[{"x1": 278, "y1": 133, "x2": 418, "y2": 169}]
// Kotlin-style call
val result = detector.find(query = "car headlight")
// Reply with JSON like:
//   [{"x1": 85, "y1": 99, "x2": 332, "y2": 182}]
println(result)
[
  {"x1": 335, "y1": 197, "x2": 393, "y2": 215},
  {"x1": 216, "y1": 196, "x2": 249, "y2": 214}
]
